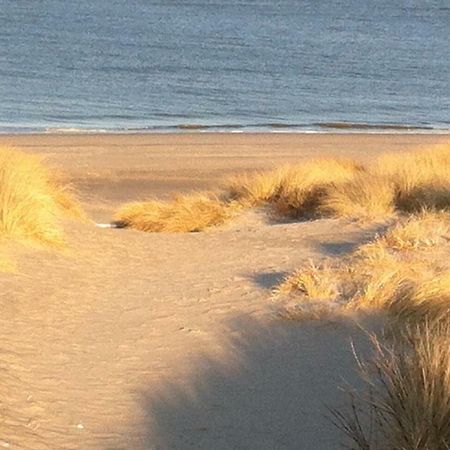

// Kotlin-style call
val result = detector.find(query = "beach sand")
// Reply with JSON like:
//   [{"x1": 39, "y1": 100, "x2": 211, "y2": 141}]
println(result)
[{"x1": 0, "y1": 133, "x2": 448, "y2": 449}]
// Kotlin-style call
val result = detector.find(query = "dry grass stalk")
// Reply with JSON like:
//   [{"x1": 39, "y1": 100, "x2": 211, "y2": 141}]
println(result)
[
  {"x1": 0, "y1": 146, "x2": 82, "y2": 246},
  {"x1": 116, "y1": 193, "x2": 234, "y2": 232},
  {"x1": 332, "y1": 320, "x2": 450, "y2": 450}
]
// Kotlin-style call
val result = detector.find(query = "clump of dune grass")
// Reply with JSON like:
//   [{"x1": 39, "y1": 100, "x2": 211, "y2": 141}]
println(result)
[
  {"x1": 378, "y1": 143, "x2": 450, "y2": 213},
  {"x1": 0, "y1": 147, "x2": 82, "y2": 246},
  {"x1": 321, "y1": 144, "x2": 450, "y2": 220},
  {"x1": 375, "y1": 209, "x2": 450, "y2": 251},
  {"x1": 115, "y1": 193, "x2": 235, "y2": 233},
  {"x1": 388, "y1": 270, "x2": 450, "y2": 325},
  {"x1": 276, "y1": 261, "x2": 342, "y2": 298},
  {"x1": 225, "y1": 168, "x2": 287, "y2": 207},
  {"x1": 333, "y1": 320, "x2": 450, "y2": 450},
  {"x1": 276, "y1": 209, "x2": 450, "y2": 319},
  {"x1": 321, "y1": 174, "x2": 396, "y2": 219},
  {"x1": 225, "y1": 158, "x2": 365, "y2": 218},
  {"x1": 116, "y1": 143, "x2": 450, "y2": 232}
]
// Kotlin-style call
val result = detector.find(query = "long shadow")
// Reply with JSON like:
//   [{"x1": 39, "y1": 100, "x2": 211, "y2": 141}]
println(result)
[
  {"x1": 310, "y1": 221, "x2": 393, "y2": 257},
  {"x1": 249, "y1": 271, "x2": 289, "y2": 290},
  {"x1": 135, "y1": 315, "x2": 374, "y2": 450}
]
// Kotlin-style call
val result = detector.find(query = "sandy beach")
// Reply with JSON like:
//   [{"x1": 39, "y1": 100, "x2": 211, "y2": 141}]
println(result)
[{"x1": 0, "y1": 133, "x2": 448, "y2": 450}]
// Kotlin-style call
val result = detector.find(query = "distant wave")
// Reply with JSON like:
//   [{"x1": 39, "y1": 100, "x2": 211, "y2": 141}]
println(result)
[
  {"x1": 315, "y1": 122, "x2": 434, "y2": 131},
  {"x1": 0, "y1": 122, "x2": 448, "y2": 135}
]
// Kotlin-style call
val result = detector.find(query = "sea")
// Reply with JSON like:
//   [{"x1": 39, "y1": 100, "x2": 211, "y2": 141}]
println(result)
[{"x1": 0, "y1": 0, "x2": 449, "y2": 134}]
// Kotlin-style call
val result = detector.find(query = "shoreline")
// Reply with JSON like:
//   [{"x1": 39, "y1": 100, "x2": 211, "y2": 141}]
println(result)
[{"x1": 1, "y1": 128, "x2": 450, "y2": 136}]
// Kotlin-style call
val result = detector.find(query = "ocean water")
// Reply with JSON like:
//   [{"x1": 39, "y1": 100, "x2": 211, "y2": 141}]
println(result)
[{"x1": 0, "y1": 0, "x2": 449, "y2": 133}]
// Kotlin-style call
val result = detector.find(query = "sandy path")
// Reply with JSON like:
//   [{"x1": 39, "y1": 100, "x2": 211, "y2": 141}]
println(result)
[
  {"x1": 1, "y1": 213, "x2": 378, "y2": 450},
  {"x1": 1, "y1": 133, "x2": 445, "y2": 449}
]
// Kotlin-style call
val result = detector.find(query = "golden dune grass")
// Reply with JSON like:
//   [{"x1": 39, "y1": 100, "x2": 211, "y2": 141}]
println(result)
[
  {"x1": 333, "y1": 320, "x2": 450, "y2": 450},
  {"x1": 369, "y1": 209, "x2": 450, "y2": 251},
  {"x1": 389, "y1": 271, "x2": 450, "y2": 325},
  {"x1": 324, "y1": 143, "x2": 450, "y2": 219},
  {"x1": 116, "y1": 142, "x2": 450, "y2": 231},
  {"x1": 378, "y1": 143, "x2": 450, "y2": 212},
  {"x1": 115, "y1": 193, "x2": 235, "y2": 233},
  {"x1": 225, "y1": 158, "x2": 364, "y2": 218},
  {"x1": 0, "y1": 147, "x2": 82, "y2": 246},
  {"x1": 277, "y1": 210, "x2": 450, "y2": 319},
  {"x1": 224, "y1": 168, "x2": 286, "y2": 206},
  {"x1": 321, "y1": 174, "x2": 396, "y2": 219}
]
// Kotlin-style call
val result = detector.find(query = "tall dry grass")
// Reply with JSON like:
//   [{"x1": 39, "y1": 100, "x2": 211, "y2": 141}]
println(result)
[
  {"x1": 115, "y1": 143, "x2": 450, "y2": 231},
  {"x1": 225, "y1": 158, "x2": 364, "y2": 218},
  {"x1": 324, "y1": 143, "x2": 450, "y2": 219},
  {"x1": 321, "y1": 174, "x2": 396, "y2": 219},
  {"x1": 333, "y1": 320, "x2": 450, "y2": 450},
  {"x1": 226, "y1": 143, "x2": 450, "y2": 221},
  {"x1": 277, "y1": 210, "x2": 450, "y2": 319},
  {"x1": 374, "y1": 209, "x2": 450, "y2": 251},
  {"x1": 0, "y1": 146, "x2": 82, "y2": 246},
  {"x1": 115, "y1": 193, "x2": 235, "y2": 232},
  {"x1": 378, "y1": 143, "x2": 450, "y2": 213}
]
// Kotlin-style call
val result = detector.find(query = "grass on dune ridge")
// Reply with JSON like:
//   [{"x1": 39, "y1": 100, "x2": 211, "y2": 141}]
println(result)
[
  {"x1": 117, "y1": 142, "x2": 450, "y2": 232},
  {"x1": 276, "y1": 209, "x2": 450, "y2": 319},
  {"x1": 116, "y1": 193, "x2": 237, "y2": 233},
  {"x1": 0, "y1": 146, "x2": 83, "y2": 246}
]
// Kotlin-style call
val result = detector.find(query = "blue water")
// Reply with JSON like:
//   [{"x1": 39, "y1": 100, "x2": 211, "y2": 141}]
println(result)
[{"x1": 0, "y1": 0, "x2": 449, "y2": 133}]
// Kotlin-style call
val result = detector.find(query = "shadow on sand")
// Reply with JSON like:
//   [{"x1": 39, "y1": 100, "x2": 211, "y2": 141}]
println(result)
[{"x1": 134, "y1": 314, "x2": 374, "y2": 450}]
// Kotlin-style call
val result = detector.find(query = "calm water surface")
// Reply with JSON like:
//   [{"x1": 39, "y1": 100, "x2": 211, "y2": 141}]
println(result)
[{"x1": 0, "y1": 0, "x2": 449, "y2": 132}]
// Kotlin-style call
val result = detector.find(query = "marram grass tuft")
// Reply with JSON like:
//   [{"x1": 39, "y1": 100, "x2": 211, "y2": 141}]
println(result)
[
  {"x1": 0, "y1": 146, "x2": 83, "y2": 246},
  {"x1": 115, "y1": 193, "x2": 236, "y2": 233}
]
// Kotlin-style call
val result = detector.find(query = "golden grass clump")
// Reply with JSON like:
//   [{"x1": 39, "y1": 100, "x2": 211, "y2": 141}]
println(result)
[
  {"x1": 274, "y1": 158, "x2": 364, "y2": 218},
  {"x1": 276, "y1": 261, "x2": 343, "y2": 299},
  {"x1": 389, "y1": 271, "x2": 450, "y2": 325},
  {"x1": 333, "y1": 320, "x2": 450, "y2": 450},
  {"x1": 224, "y1": 168, "x2": 286, "y2": 206},
  {"x1": 0, "y1": 146, "x2": 82, "y2": 246},
  {"x1": 374, "y1": 209, "x2": 450, "y2": 251},
  {"x1": 277, "y1": 210, "x2": 450, "y2": 319},
  {"x1": 321, "y1": 144, "x2": 450, "y2": 220},
  {"x1": 276, "y1": 248, "x2": 423, "y2": 318},
  {"x1": 115, "y1": 193, "x2": 234, "y2": 233},
  {"x1": 321, "y1": 174, "x2": 396, "y2": 219},
  {"x1": 225, "y1": 158, "x2": 364, "y2": 218},
  {"x1": 378, "y1": 143, "x2": 450, "y2": 212}
]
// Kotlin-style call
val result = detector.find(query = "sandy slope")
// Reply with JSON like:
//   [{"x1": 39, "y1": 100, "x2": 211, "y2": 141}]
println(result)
[
  {"x1": 1, "y1": 212, "x2": 380, "y2": 450},
  {"x1": 1, "y1": 133, "x2": 446, "y2": 449}
]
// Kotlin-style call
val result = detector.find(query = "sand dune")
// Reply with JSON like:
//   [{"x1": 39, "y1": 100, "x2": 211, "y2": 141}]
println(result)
[{"x1": 0, "y1": 133, "x2": 448, "y2": 449}]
